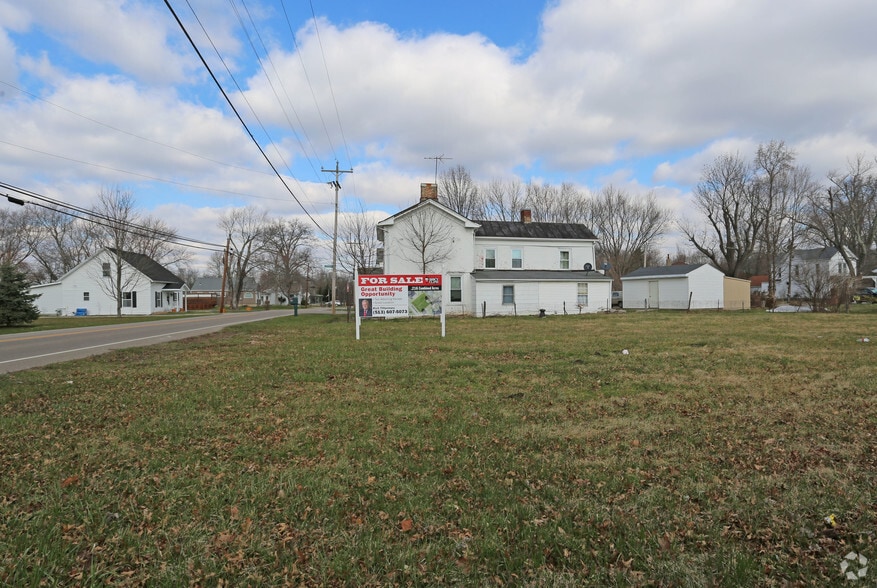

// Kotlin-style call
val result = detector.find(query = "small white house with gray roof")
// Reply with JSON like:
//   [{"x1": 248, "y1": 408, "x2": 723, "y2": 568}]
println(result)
[
  {"x1": 621, "y1": 263, "x2": 727, "y2": 310},
  {"x1": 29, "y1": 248, "x2": 188, "y2": 316}
]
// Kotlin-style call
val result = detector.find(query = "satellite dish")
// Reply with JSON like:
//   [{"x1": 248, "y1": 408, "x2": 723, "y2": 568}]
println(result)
[
  {"x1": 602, "y1": 262, "x2": 611, "y2": 271},
  {"x1": 583, "y1": 263, "x2": 593, "y2": 271}
]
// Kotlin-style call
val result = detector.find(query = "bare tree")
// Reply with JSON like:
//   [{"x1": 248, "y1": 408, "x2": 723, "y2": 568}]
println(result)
[
  {"x1": 90, "y1": 189, "x2": 145, "y2": 316},
  {"x1": 589, "y1": 186, "x2": 672, "y2": 288},
  {"x1": 782, "y1": 166, "x2": 820, "y2": 301},
  {"x1": 23, "y1": 206, "x2": 93, "y2": 282},
  {"x1": 753, "y1": 140, "x2": 796, "y2": 300},
  {"x1": 262, "y1": 218, "x2": 313, "y2": 304},
  {"x1": 796, "y1": 264, "x2": 854, "y2": 312},
  {"x1": 804, "y1": 155, "x2": 877, "y2": 277},
  {"x1": 397, "y1": 206, "x2": 456, "y2": 273},
  {"x1": 483, "y1": 178, "x2": 526, "y2": 221},
  {"x1": 128, "y1": 216, "x2": 191, "y2": 269},
  {"x1": 681, "y1": 153, "x2": 763, "y2": 277},
  {"x1": 0, "y1": 206, "x2": 32, "y2": 269},
  {"x1": 338, "y1": 204, "x2": 380, "y2": 273},
  {"x1": 219, "y1": 206, "x2": 269, "y2": 309},
  {"x1": 439, "y1": 165, "x2": 484, "y2": 218},
  {"x1": 524, "y1": 182, "x2": 588, "y2": 223}
]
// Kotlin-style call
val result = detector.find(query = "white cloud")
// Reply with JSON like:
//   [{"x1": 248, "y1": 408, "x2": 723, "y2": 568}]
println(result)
[{"x1": 3, "y1": 0, "x2": 877, "y2": 272}]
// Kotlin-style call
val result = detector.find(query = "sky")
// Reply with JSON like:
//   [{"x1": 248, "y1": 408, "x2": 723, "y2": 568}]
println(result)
[{"x1": 2, "y1": 0, "x2": 877, "y2": 268}]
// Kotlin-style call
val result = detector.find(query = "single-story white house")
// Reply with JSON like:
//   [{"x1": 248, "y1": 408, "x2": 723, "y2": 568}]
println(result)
[
  {"x1": 30, "y1": 248, "x2": 188, "y2": 316},
  {"x1": 621, "y1": 263, "x2": 729, "y2": 310}
]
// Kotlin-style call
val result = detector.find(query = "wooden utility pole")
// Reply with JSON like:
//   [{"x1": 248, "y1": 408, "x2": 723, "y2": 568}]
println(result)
[
  {"x1": 219, "y1": 237, "x2": 230, "y2": 313},
  {"x1": 321, "y1": 161, "x2": 353, "y2": 315}
]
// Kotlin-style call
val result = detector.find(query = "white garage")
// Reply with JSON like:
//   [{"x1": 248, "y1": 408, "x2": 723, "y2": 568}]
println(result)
[{"x1": 621, "y1": 264, "x2": 726, "y2": 310}]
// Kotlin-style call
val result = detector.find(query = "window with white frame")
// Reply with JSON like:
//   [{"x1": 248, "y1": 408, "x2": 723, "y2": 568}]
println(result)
[
  {"x1": 485, "y1": 249, "x2": 496, "y2": 268},
  {"x1": 102, "y1": 262, "x2": 111, "y2": 277},
  {"x1": 511, "y1": 249, "x2": 522, "y2": 269},
  {"x1": 502, "y1": 285, "x2": 515, "y2": 304},
  {"x1": 122, "y1": 291, "x2": 137, "y2": 308},
  {"x1": 450, "y1": 276, "x2": 462, "y2": 302},
  {"x1": 577, "y1": 283, "x2": 588, "y2": 306},
  {"x1": 83, "y1": 292, "x2": 90, "y2": 301},
  {"x1": 560, "y1": 251, "x2": 570, "y2": 269},
  {"x1": 155, "y1": 292, "x2": 162, "y2": 308}
]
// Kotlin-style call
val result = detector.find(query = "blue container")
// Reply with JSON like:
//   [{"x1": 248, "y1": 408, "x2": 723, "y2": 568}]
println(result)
[{"x1": 75, "y1": 308, "x2": 88, "y2": 316}]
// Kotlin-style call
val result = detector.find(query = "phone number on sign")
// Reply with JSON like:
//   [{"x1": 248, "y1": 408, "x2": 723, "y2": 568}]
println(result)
[{"x1": 374, "y1": 309, "x2": 407, "y2": 315}]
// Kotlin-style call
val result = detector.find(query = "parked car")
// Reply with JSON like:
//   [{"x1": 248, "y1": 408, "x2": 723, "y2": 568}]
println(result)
[
  {"x1": 853, "y1": 287, "x2": 877, "y2": 304},
  {"x1": 612, "y1": 291, "x2": 623, "y2": 308}
]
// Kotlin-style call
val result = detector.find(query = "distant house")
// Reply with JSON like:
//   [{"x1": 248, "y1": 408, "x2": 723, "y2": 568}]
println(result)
[
  {"x1": 30, "y1": 248, "x2": 188, "y2": 316},
  {"x1": 749, "y1": 275, "x2": 769, "y2": 294},
  {"x1": 190, "y1": 276, "x2": 263, "y2": 307},
  {"x1": 376, "y1": 185, "x2": 612, "y2": 316},
  {"x1": 621, "y1": 263, "x2": 749, "y2": 310},
  {"x1": 771, "y1": 247, "x2": 856, "y2": 298}
]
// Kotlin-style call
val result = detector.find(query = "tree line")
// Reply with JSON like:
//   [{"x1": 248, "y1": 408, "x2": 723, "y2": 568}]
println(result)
[
  {"x1": 3, "y1": 140, "x2": 875, "y2": 315},
  {"x1": 436, "y1": 143, "x2": 877, "y2": 295},
  {"x1": 0, "y1": 189, "x2": 318, "y2": 314}
]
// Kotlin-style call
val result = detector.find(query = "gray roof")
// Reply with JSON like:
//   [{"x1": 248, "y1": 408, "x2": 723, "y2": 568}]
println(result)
[
  {"x1": 112, "y1": 249, "x2": 184, "y2": 288},
  {"x1": 191, "y1": 276, "x2": 257, "y2": 292},
  {"x1": 474, "y1": 269, "x2": 612, "y2": 281},
  {"x1": 474, "y1": 220, "x2": 597, "y2": 240},
  {"x1": 794, "y1": 247, "x2": 840, "y2": 262},
  {"x1": 622, "y1": 263, "x2": 711, "y2": 279}
]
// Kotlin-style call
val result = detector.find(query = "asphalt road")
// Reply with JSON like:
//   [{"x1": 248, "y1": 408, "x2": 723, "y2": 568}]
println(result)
[{"x1": 0, "y1": 309, "x2": 305, "y2": 374}]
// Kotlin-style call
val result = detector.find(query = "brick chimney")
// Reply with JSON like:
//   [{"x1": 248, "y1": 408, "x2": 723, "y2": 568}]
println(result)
[
  {"x1": 520, "y1": 209, "x2": 532, "y2": 223},
  {"x1": 420, "y1": 183, "x2": 438, "y2": 202}
]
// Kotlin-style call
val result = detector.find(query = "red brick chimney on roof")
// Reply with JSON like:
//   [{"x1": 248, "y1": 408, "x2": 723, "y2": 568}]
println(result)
[
  {"x1": 521, "y1": 209, "x2": 532, "y2": 223},
  {"x1": 420, "y1": 183, "x2": 438, "y2": 202}
]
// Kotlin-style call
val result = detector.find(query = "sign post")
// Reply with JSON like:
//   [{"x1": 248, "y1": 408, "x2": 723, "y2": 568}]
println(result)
[{"x1": 355, "y1": 273, "x2": 445, "y2": 340}]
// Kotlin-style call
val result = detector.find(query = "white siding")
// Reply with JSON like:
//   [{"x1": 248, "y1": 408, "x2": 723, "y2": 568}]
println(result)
[
  {"x1": 687, "y1": 265, "x2": 725, "y2": 309},
  {"x1": 31, "y1": 283, "x2": 63, "y2": 316},
  {"x1": 475, "y1": 239, "x2": 596, "y2": 271},
  {"x1": 29, "y1": 251, "x2": 185, "y2": 316},
  {"x1": 474, "y1": 279, "x2": 612, "y2": 316},
  {"x1": 621, "y1": 265, "x2": 726, "y2": 310},
  {"x1": 621, "y1": 280, "x2": 650, "y2": 310}
]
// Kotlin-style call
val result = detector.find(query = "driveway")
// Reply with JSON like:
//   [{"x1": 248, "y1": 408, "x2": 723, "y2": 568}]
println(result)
[{"x1": 0, "y1": 310, "x2": 301, "y2": 374}]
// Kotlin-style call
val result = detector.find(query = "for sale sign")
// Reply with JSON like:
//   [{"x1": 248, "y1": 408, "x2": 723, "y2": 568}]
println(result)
[{"x1": 356, "y1": 274, "x2": 442, "y2": 319}]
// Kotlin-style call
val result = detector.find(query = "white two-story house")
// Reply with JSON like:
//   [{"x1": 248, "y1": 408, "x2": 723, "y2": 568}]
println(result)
[
  {"x1": 376, "y1": 186, "x2": 612, "y2": 316},
  {"x1": 767, "y1": 247, "x2": 857, "y2": 298}
]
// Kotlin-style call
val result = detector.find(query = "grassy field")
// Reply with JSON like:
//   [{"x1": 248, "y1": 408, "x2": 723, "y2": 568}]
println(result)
[{"x1": 1, "y1": 310, "x2": 875, "y2": 586}]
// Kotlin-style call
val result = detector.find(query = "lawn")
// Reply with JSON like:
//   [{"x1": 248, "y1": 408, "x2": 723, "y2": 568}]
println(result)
[{"x1": 1, "y1": 311, "x2": 875, "y2": 586}]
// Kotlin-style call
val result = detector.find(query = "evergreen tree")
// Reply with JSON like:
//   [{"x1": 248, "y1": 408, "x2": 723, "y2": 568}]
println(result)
[{"x1": 0, "y1": 264, "x2": 41, "y2": 326}]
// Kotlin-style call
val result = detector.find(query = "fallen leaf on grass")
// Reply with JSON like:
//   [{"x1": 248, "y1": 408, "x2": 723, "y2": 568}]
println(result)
[
  {"x1": 400, "y1": 518, "x2": 413, "y2": 532},
  {"x1": 61, "y1": 475, "x2": 79, "y2": 488}
]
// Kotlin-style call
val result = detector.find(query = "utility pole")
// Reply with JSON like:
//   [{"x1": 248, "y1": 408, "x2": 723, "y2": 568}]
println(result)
[
  {"x1": 424, "y1": 155, "x2": 452, "y2": 184},
  {"x1": 321, "y1": 161, "x2": 353, "y2": 315},
  {"x1": 219, "y1": 236, "x2": 230, "y2": 313}
]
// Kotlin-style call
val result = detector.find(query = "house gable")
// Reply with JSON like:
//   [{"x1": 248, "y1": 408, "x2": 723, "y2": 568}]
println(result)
[
  {"x1": 30, "y1": 248, "x2": 186, "y2": 316},
  {"x1": 376, "y1": 194, "x2": 607, "y2": 315}
]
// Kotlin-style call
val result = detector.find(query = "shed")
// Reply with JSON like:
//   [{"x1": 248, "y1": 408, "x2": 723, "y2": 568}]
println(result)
[
  {"x1": 723, "y1": 277, "x2": 751, "y2": 311},
  {"x1": 621, "y1": 264, "x2": 726, "y2": 310}
]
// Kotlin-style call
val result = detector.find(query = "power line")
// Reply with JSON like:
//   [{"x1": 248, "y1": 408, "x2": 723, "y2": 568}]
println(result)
[
  {"x1": 307, "y1": 1, "x2": 359, "y2": 205},
  {"x1": 0, "y1": 79, "x2": 276, "y2": 178},
  {"x1": 1, "y1": 181, "x2": 225, "y2": 252},
  {"x1": 164, "y1": 0, "x2": 329, "y2": 237},
  {"x1": 0, "y1": 138, "x2": 301, "y2": 203}
]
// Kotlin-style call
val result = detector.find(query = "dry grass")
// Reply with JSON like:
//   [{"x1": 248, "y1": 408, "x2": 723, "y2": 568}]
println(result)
[{"x1": 1, "y1": 310, "x2": 876, "y2": 586}]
